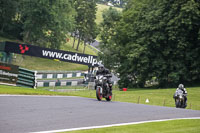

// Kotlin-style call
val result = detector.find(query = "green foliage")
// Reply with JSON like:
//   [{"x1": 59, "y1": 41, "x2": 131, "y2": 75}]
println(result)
[
  {"x1": 0, "y1": 0, "x2": 23, "y2": 39},
  {"x1": 20, "y1": 0, "x2": 75, "y2": 49},
  {"x1": 99, "y1": 7, "x2": 122, "y2": 69},
  {"x1": 100, "y1": 0, "x2": 200, "y2": 88},
  {"x1": 0, "y1": 0, "x2": 75, "y2": 49}
]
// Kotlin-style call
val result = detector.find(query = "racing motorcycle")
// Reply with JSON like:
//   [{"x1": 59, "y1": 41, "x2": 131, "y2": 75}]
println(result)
[
  {"x1": 95, "y1": 75, "x2": 112, "y2": 101},
  {"x1": 174, "y1": 89, "x2": 187, "y2": 108}
]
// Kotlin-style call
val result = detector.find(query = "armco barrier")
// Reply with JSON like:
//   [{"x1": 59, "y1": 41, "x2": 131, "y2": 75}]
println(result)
[
  {"x1": 37, "y1": 80, "x2": 83, "y2": 87},
  {"x1": 17, "y1": 67, "x2": 37, "y2": 88},
  {"x1": 36, "y1": 71, "x2": 85, "y2": 79}
]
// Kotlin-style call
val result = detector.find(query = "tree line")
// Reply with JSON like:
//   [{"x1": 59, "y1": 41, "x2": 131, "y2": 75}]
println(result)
[
  {"x1": 0, "y1": 0, "x2": 98, "y2": 52},
  {"x1": 99, "y1": 0, "x2": 200, "y2": 88},
  {"x1": 1, "y1": 0, "x2": 200, "y2": 88}
]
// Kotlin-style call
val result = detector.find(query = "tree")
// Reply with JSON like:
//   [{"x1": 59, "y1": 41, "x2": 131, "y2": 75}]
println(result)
[
  {"x1": 73, "y1": 0, "x2": 98, "y2": 52},
  {"x1": 99, "y1": 7, "x2": 122, "y2": 69},
  {"x1": 82, "y1": 0, "x2": 99, "y2": 54},
  {"x1": 100, "y1": 0, "x2": 200, "y2": 88},
  {"x1": 20, "y1": 0, "x2": 75, "y2": 49},
  {"x1": 0, "y1": 0, "x2": 22, "y2": 39}
]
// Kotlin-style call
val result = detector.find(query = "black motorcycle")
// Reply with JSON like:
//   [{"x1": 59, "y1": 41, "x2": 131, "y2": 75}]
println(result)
[
  {"x1": 95, "y1": 75, "x2": 112, "y2": 101},
  {"x1": 174, "y1": 89, "x2": 187, "y2": 108}
]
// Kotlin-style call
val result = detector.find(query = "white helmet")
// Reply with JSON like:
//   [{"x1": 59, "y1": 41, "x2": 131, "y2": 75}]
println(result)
[{"x1": 178, "y1": 84, "x2": 184, "y2": 89}]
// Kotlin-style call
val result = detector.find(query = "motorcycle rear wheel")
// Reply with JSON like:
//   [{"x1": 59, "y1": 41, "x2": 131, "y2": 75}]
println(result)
[{"x1": 106, "y1": 91, "x2": 112, "y2": 101}]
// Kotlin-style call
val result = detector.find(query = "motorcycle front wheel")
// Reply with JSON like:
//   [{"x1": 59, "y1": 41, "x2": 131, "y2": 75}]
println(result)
[
  {"x1": 96, "y1": 87, "x2": 102, "y2": 101},
  {"x1": 175, "y1": 99, "x2": 180, "y2": 108}
]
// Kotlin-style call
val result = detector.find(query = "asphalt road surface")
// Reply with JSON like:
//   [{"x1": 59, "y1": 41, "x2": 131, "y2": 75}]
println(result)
[{"x1": 0, "y1": 95, "x2": 200, "y2": 133}]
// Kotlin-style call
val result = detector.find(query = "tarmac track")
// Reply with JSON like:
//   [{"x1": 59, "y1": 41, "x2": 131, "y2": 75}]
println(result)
[{"x1": 0, "y1": 95, "x2": 200, "y2": 133}]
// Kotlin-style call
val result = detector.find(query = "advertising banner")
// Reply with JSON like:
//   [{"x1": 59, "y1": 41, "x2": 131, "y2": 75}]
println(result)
[
  {"x1": 4, "y1": 41, "x2": 102, "y2": 67},
  {"x1": 0, "y1": 62, "x2": 19, "y2": 85}
]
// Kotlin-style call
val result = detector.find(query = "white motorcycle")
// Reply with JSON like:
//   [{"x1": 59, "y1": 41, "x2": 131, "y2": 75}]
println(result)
[{"x1": 174, "y1": 89, "x2": 187, "y2": 108}]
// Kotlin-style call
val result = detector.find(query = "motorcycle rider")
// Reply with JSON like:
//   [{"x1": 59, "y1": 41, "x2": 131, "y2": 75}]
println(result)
[
  {"x1": 174, "y1": 84, "x2": 188, "y2": 106},
  {"x1": 95, "y1": 64, "x2": 112, "y2": 92}
]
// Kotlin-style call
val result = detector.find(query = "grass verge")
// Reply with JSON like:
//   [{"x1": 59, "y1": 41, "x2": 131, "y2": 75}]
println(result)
[{"x1": 0, "y1": 85, "x2": 71, "y2": 96}]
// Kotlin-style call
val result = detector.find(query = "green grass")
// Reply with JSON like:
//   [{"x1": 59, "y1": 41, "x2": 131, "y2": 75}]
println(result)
[
  {"x1": 0, "y1": 85, "x2": 92, "y2": 96},
  {"x1": 61, "y1": 36, "x2": 97, "y2": 56},
  {"x1": 0, "y1": 85, "x2": 71, "y2": 96},
  {"x1": 61, "y1": 119, "x2": 200, "y2": 133},
  {"x1": 12, "y1": 55, "x2": 88, "y2": 71}
]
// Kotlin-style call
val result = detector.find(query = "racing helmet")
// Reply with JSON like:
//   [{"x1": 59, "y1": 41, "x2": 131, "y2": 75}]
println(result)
[
  {"x1": 178, "y1": 84, "x2": 184, "y2": 90},
  {"x1": 98, "y1": 64, "x2": 105, "y2": 73}
]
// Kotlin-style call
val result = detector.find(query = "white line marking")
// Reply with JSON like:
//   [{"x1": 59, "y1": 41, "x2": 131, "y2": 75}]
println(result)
[{"x1": 31, "y1": 117, "x2": 200, "y2": 133}]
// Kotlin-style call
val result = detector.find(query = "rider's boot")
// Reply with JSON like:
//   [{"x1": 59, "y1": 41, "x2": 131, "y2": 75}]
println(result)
[{"x1": 109, "y1": 84, "x2": 112, "y2": 94}]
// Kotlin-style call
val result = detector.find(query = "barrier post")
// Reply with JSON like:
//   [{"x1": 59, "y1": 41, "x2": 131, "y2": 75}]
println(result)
[{"x1": 17, "y1": 67, "x2": 37, "y2": 88}]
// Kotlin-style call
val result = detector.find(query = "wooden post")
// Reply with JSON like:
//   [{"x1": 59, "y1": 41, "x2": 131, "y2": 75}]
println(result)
[
  {"x1": 163, "y1": 99, "x2": 166, "y2": 106},
  {"x1": 137, "y1": 96, "x2": 140, "y2": 104},
  {"x1": 189, "y1": 103, "x2": 192, "y2": 109},
  {"x1": 113, "y1": 94, "x2": 115, "y2": 101}
]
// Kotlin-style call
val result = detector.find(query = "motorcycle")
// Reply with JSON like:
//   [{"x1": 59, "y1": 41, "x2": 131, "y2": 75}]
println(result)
[
  {"x1": 95, "y1": 75, "x2": 112, "y2": 101},
  {"x1": 174, "y1": 89, "x2": 187, "y2": 108}
]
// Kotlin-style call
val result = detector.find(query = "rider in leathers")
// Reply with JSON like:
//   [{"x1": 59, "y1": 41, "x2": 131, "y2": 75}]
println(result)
[
  {"x1": 95, "y1": 64, "x2": 112, "y2": 92},
  {"x1": 174, "y1": 84, "x2": 187, "y2": 106}
]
